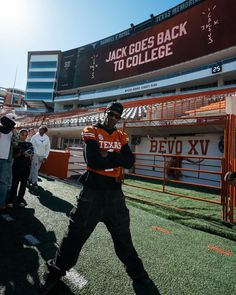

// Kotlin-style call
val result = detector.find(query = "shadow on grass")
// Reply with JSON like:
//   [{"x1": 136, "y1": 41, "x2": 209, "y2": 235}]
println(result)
[
  {"x1": 38, "y1": 176, "x2": 55, "y2": 182},
  {"x1": 126, "y1": 198, "x2": 236, "y2": 242},
  {"x1": 0, "y1": 244, "x2": 39, "y2": 295},
  {"x1": 28, "y1": 186, "x2": 73, "y2": 216},
  {"x1": 49, "y1": 281, "x2": 76, "y2": 295},
  {"x1": 0, "y1": 207, "x2": 62, "y2": 294}
]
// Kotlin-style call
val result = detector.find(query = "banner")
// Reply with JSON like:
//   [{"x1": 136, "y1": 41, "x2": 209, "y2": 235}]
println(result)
[
  {"x1": 58, "y1": 0, "x2": 236, "y2": 89},
  {"x1": 57, "y1": 49, "x2": 78, "y2": 91}
]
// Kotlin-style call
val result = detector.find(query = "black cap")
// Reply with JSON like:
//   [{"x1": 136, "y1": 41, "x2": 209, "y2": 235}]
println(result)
[
  {"x1": 0, "y1": 116, "x2": 16, "y2": 134},
  {"x1": 0, "y1": 116, "x2": 16, "y2": 129},
  {"x1": 106, "y1": 102, "x2": 123, "y2": 116}
]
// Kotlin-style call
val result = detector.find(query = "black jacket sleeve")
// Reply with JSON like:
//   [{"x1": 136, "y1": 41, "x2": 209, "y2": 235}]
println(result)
[
  {"x1": 84, "y1": 139, "x2": 119, "y2": 170},
  {"x1": 107, "y1": 143, "x2": 135, "y2": 169},
  {"x1": 84, "y1": 140, "x2": 135, "y2": 170}
]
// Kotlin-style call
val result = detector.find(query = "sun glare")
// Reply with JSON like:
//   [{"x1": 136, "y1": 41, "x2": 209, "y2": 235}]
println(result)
[{"x1": 0, "y1": 0, "x2": 32, "y2": 29}]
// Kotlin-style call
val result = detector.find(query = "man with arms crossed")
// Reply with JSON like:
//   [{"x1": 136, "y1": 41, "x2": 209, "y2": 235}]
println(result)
[{"x1": 38, "y1": 102, "x2": 160, "y2": 295}]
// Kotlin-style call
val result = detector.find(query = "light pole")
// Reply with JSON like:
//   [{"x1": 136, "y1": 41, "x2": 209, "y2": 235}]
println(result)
[{"x1": 11, "y1": 66, "x2": 18, "y2": 105}]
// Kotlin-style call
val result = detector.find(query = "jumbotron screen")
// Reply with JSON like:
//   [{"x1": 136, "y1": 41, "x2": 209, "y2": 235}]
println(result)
[{"x1": 57, "y1": 0, "x2": 236, "y2": 90}]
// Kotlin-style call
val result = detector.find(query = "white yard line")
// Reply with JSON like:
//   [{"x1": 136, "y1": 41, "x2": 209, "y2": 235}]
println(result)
[{"x1": 65, "y1": 268, "x2": 87, "y2": 289}]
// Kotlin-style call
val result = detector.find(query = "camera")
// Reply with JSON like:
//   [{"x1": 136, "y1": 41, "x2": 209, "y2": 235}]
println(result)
[{"x1": 24, "y1": 149, "x2": 33, "y2": 157}]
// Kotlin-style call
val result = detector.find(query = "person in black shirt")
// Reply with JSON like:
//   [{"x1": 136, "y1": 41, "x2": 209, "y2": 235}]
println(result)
[
  {"x1": 7, "y1": 129, "x2": 34, "y2": 207},
  {"x1": 37, "y1": 102, "x2": 160, "y2": 295}
]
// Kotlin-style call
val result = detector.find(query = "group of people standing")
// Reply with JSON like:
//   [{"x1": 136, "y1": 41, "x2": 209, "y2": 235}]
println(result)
[
  {"x1": 0, "y1": 104, "x2": 161, "y2": 295},
  {"x1": 0, "y1": 113, "x2": 50, "y2": 210},
  {"x1": 1, "y1": 103, "x2": 236, "y2": 294}
]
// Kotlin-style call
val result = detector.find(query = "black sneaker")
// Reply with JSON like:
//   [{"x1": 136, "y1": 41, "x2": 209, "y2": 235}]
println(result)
[
  {"x1": 37, "y1": 272, "x2": 61, "y2": 295},
  {"x1": 133, "y1": 278, "x2": 161, "y2": 295},
  {"x1": 32, "y1": 183, "x2": 39, "y2": 189}
]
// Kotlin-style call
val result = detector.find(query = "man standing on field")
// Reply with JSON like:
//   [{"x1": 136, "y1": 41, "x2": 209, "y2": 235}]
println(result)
[{"x1": 38, "y1": 102, "x2": 160, "y2": 295}]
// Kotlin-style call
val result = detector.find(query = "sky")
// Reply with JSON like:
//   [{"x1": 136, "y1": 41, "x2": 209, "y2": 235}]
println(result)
[{"x1": 0, "y1": 0, "x2": 184, "y2": 91}]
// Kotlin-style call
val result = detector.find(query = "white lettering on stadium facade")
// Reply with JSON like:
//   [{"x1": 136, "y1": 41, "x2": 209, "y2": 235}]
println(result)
[{"x1": 105, "y1": 21, "x2": 188, "y2": 72}]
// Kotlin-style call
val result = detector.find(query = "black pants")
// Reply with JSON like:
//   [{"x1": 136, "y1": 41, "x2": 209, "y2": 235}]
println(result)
[
  {"x1": 8, "y1": 166, "x2": 30, "y2": 204},
  {"x1": 48, "y1": 187, "x2": 149, "y2": 281}
]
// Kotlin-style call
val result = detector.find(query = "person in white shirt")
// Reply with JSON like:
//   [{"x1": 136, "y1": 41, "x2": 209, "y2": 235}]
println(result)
[
  {"x1": 29, "y1": 125, "x2": 50, "y2": 187},
  {"x1": 0, "y1": 114, "x2": 18, "y2": 210}
]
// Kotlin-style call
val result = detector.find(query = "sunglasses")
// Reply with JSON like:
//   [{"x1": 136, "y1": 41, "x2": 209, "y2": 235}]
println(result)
[{"x1": 107, "y1": 111, "x2": 121, "y2": 120}]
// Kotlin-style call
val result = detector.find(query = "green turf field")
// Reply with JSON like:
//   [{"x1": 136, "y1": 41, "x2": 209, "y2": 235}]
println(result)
[
  {"x1": 123, "y1": 178, "x2": 236, "y2": 241},
  {"x1": 0, "y1": 176, "x2": 235, "y2": 295}
]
